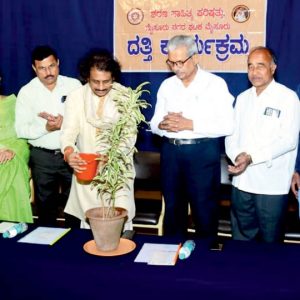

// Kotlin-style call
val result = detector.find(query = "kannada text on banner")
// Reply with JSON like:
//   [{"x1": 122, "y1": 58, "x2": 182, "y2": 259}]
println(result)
[{"x1": 114, "y1": 0, "x2": 267, "y2": 73}]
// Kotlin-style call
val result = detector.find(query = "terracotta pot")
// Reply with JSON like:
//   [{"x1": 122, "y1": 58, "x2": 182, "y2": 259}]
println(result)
[
  {"x1": 75, "y1": 153, "x2": 100, "y2": 181},
  {"x1": 85, "y1": 207, "x2": 128, "y2": 251}
]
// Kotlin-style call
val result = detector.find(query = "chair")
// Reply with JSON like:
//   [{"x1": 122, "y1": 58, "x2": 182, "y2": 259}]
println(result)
[
  {"x1": 28, "y1": 168, "x2": 34, "y2": 203},
  {"x1": 29, "y1": 177, "x2": 35, "y2": 203},
  {"x1": 29, "y1": 169, "x2": 39, "y2": 222},
  {"x1": 29, "y1": 168, "x2": 65, "y2": 224},
  {"x1": 217, "y1": 154, "x2": 232, "y2": 237},
  {"x1": 132, "y1": 151, "x2": 165, "y2": 236},
  {"x1": 187, "y1": 153, "x2": 233, "y2": 236}
]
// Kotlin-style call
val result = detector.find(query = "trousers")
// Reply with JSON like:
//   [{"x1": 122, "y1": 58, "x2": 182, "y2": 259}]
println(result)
[
  {"x1": 231, "y1": 187, "x2": 288, "y2": 243},
  {"x1": 30, "y1": 147, "x2": 72, "y2": 226},
  {"x1": 161, "y1": 138, "x2": 221, "y2": 238}
]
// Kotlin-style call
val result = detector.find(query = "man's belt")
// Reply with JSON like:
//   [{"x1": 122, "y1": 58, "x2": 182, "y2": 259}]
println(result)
[
  {"x1": 32, "y1": 147, "x2": 62, "y2": 155},
  {"x1": 164, "y1": 137, "x2": 211, "y2": 145}
]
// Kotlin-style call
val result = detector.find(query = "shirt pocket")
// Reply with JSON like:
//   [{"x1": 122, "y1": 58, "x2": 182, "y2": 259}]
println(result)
[{"x1": 258, "y1": 114, "x2": 281, "y2": 138}]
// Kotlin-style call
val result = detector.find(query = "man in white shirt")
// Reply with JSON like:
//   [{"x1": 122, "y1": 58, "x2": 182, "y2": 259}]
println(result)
[
  {"x1": 225, "y1": 46, "x2": 300, "y2": 243},
  {"x1": 150, "y1": 35, "x2": 234, "y2": 238},
  {"x1": 15, "y1": 45, "x2": 81, "y2": 226}
]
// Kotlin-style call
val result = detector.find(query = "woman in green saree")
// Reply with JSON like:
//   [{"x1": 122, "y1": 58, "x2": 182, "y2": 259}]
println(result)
[{"x1": 0, "y1": 75, "x2": 33, "y2": 223}]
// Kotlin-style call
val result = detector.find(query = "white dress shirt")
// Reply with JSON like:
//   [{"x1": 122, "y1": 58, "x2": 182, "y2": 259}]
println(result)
[
  {"x1": 15, "y1": 75, "x2": 81, "y2": 149},
  {"x1": 150, "y1": 67, "x2": 234, "y2": 138},
  {"x1": 225, "y1": 80, "x2": 300, "y2": 194}
]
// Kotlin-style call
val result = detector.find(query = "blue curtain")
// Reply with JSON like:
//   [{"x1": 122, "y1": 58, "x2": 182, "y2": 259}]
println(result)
[{"x1": 1, "y1": 0, "x2": 299, "y2": 150}]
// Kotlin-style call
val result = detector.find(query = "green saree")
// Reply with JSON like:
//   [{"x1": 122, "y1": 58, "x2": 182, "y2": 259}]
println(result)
[{"x1": 0, "y1": 94, "x2": 33, "y2": 223}]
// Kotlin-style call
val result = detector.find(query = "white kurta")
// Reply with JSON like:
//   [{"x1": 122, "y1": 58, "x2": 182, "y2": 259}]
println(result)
[
  {"x1": 60, "y1": 83, "x2": 136, "y2": 227},
  {"x1": 225, "y1": 80, "x2": 300, "y2": 195}
]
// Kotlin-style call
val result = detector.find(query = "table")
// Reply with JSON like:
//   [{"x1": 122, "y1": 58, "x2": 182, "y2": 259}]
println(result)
[{"x1": 1, "y1": 227, "x2": 300, "y2": 300}]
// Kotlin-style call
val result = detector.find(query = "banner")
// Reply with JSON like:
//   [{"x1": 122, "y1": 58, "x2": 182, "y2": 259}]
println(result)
[{"x1": 114, "y1": 0, "x2": 267, "y2": 73}]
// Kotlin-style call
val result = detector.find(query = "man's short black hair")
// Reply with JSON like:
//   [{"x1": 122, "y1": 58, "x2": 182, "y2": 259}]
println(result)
[
  {"x1": 78, "y1": 48, "x2": 121, "y2": 83},
  {"x1": 31, "y1": 45, "x2": 58, "y2": 65}
]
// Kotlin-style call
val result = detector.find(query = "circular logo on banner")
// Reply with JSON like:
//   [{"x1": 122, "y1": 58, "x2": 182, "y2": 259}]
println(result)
[
  {"x1": 127, "y1": 8, "x2": 144, "y2": 25},
  {"x1": 232, "y1": 5, "x2": 250, "y2": 23}
]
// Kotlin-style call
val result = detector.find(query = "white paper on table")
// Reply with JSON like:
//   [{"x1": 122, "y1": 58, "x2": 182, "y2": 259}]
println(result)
[
  {"x1": 0, "y1": 222, "x2": 17, "y2": 233},
  {"x1": 18, "y1": 227, "x2": 71, "y2": 245},
  {"x1": 134, "y1": 243, "x2": 180, "y2": 265}
]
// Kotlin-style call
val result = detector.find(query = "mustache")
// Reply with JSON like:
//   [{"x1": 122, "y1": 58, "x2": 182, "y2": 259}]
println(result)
[
  {"x1": 45, "y1": 75, "x2": 54, "y2": 79},
  {"x1": 95, "y1": 89, "x2": 108, "y2": 92}
]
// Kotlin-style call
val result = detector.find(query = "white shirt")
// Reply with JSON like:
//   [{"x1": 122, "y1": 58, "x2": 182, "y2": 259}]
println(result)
[
  {"x1": 225, "y1": 80, "x2": 300, "y2": 194},
  {"x1": 15, "y1": 75, "x2": 81, "y2": 149},
  {"x1": 150, "y1": 67, "x2": 234, "y2": 138}
]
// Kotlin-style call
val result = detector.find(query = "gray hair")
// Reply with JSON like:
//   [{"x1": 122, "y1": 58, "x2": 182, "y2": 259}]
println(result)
[
  {"x1": 248, "y1": 46, "x2": 277, "y2": 65},
  {"x1": 167, "y1": 35, "x2": 198, "y2": 56}
]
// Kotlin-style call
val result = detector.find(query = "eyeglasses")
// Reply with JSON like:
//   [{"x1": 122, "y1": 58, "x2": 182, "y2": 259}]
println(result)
[{"x1": 166, "y1": 54, "x2": 193, "y2": 68}]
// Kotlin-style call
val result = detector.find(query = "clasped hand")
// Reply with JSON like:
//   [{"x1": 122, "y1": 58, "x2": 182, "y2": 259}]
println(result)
[
  {"x1": 228, "y1": 152, "x2": 252, "y2": 175},
  {"x1": 38, "y1": 111, "x2": 63, "y2": 131},
  {"x1": 159, "y1": 112, "x2": 191, "y2": 132}
]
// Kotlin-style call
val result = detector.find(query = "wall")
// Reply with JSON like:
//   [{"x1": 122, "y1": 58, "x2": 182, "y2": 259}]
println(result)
[{"x1": 0, "y1": 0, "x2": 299, "y2": 151}]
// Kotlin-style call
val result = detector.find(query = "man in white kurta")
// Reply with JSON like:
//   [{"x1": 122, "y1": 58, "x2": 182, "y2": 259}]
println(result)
[
  {"x1": 61, "y1": 51, "x2": 135, "y2": 229},
  {"x1": 225, "y1": 47, "x2": 300, "y2": 242}
]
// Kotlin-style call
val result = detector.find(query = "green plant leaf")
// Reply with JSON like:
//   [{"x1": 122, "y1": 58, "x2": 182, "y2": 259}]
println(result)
[{"x1": 91, "y1": 82, "x2": 151, "y2": 210}]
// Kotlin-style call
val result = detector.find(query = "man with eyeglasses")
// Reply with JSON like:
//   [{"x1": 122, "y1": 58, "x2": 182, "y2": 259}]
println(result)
[
  {"x1": 150, "y1": 35, "x2": 234, "y2": 239},
  {"x1": 15, "y1": 45, "x2": 81, "y2": 226}
]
